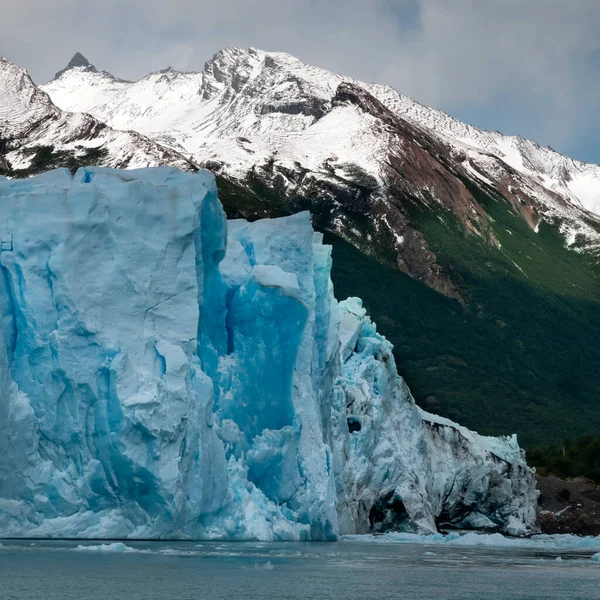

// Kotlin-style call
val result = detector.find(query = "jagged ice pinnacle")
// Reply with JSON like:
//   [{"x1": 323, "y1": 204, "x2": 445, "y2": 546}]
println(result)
[{"x1": 0, "y1": 167, "x2": 537, "y2": 539}]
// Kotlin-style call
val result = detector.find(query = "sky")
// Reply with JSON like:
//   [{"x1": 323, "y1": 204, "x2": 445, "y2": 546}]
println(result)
[{"x1": 2, "y1": 0, "x2": 600, "y2": 163}]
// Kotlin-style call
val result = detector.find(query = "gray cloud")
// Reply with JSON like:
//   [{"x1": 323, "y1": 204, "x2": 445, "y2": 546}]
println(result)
[{"x1": 2, "y1": 0, "x2": 599, "y2": 161}]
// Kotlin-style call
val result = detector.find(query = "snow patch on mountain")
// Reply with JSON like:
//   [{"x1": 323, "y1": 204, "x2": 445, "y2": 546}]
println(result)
[{"x1": 43, "y1": 67, "x2": 130, "y2": 114}]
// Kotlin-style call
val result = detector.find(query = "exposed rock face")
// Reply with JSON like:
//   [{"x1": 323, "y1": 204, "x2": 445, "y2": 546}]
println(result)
[
  {"x1": 537, "y1": 475, "x2": 600, "y2": 536},
  {"x1": 54, "y1": 52, "x2": 98, "y2": 80}
]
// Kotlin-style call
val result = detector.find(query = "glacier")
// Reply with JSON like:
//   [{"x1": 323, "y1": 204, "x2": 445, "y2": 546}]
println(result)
[{"x1": 0, "y1": 167, "x2": 537, "y2": 540}]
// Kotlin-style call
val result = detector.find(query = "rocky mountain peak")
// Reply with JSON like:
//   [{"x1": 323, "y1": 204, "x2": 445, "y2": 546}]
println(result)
[
  {"x1": 201, "y1": 47, "x2": 306, "y2": 96},
  {"x1": 200, "y1": 47, "x2": 262, "y2": 97},
  {"x1": 54, "y1": 52, "x2": 97, "y2": 80}
]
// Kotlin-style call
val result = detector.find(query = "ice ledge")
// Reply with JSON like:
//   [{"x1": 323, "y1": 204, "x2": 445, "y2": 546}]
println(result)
[{"x1": 252, "y1": 265, "x2": 302, "y2": 300}]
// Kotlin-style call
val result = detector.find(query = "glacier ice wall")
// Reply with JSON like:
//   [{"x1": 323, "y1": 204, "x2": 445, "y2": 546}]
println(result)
[{"x1": 0, "y1": 167, "x2": 537, "y2": 539}]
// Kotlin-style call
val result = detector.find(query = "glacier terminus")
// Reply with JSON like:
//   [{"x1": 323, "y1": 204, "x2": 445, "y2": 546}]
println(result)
[{"x1": 0, "y1": 167, "x2": 537, "y2": 540}]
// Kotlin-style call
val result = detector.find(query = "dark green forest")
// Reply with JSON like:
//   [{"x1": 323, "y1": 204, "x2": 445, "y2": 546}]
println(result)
[{"x1": 527, "y1": 436, "x2": 600, "y2": 483}]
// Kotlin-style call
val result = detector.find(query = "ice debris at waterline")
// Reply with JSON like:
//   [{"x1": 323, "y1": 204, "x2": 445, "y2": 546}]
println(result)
[
  {"x1": 0, "y1": 167, "x2": 537, "y2": 540},
  {"x1": 342, "y1": 532, "x2": 600, "y2": 552}
]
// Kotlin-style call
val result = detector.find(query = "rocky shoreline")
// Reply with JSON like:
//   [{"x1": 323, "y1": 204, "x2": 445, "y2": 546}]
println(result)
[{"x1": 537, "y1": 475, "x2": 600, "y2": 536}]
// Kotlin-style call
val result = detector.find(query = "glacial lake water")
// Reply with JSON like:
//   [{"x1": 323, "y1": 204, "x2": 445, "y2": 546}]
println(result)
[{"x1": 1, "y1": 537, "x2": 599, "y2": 600}]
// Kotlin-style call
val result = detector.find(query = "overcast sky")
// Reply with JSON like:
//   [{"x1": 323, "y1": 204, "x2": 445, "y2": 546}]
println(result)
[{"x1": 2, "y1": 0, "x2": 600, "y2": 163}]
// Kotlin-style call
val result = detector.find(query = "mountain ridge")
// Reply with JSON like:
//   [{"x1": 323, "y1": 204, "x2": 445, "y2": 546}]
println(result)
[
  {"x1": 44, "y1": 48, "x2": 600, "y2": 213},
  {"x1": 40, "y1": 47, "x2": 600, "y2": 264},
  {"x1": 0, "y1": 55, "x2": 193, "y2": 175}
]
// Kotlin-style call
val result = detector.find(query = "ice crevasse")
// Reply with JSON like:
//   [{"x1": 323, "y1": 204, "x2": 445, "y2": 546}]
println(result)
[{"x1": 0, "y1": 167, "x2": 537, "y2": 540}]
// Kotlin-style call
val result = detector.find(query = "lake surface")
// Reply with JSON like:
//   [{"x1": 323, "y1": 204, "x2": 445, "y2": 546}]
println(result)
[{"x1": 1, "y1": 537, "x2": 599, "y2": 600}]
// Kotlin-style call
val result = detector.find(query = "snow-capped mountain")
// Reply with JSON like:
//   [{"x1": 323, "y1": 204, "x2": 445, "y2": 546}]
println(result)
[
  {"x1": 0, "y1": 56, "x2": 192, "y2": 174},
  {"x1": 38, "y1": 48, "x2": 600, "y2": 298},
  {"x1": 48, "y1": 52, "x2": 131, "y2": 114},
  {"x1": 42, "y1": 47, "x2": 600, "y2": 218}
]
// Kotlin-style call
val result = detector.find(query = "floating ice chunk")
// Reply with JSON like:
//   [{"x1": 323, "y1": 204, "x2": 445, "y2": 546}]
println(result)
[
  {"x1": 343, "y1": 532, "x2": 600, "y2": 552},
  {"x1": 75, "y1": 543, "x2": 137, "y2": 553}
]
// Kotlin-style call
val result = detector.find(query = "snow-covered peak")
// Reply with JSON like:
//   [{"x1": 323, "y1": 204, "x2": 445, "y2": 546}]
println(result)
[
  {"x1": 43, "y1": 67, "x2": 130, "y2": 114},
  {"x1": 72, "y1": 71, "x2": 204, "y2": 147},
  {"x1": 43, "y1": 47, "x2": 346, "y2": 139},
  {"x1": 44, "y1": 53, "x2": 131, "y2": 115},
  {"x1": 200, "y1": 47, "x2": 342, "y2": 101}
]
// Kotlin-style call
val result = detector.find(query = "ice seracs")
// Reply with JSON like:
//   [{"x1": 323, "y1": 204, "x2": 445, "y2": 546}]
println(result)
[
  {"x1": 333, "y1": 297, "x2": 536, "y2": 536},
  {"x1": 0, "y1": 167, "x2": 537, "y2": 539}
]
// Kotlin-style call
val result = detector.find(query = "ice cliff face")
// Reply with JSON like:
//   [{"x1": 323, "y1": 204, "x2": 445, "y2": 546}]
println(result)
[{"x1": 0, "y1": 167, "x2": 537, "y2": 539}]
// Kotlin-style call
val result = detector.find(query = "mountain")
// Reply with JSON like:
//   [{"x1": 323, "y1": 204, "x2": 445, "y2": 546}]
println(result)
[
  {"x1": 42, "y1": 49, "x2": 600, "y2": 218},
  {"x1": 2, "y1": 49, "x2": 600, "y2": 446},
  {"x1": 0, "y1": 56, "x2": 192, "y2": 176},
  {"x1": 41, "y1": 48, "x2": 600, "y2": 281},
  {"x1": 48, "y1": 52, "x2": 131, "y2": 114}
]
